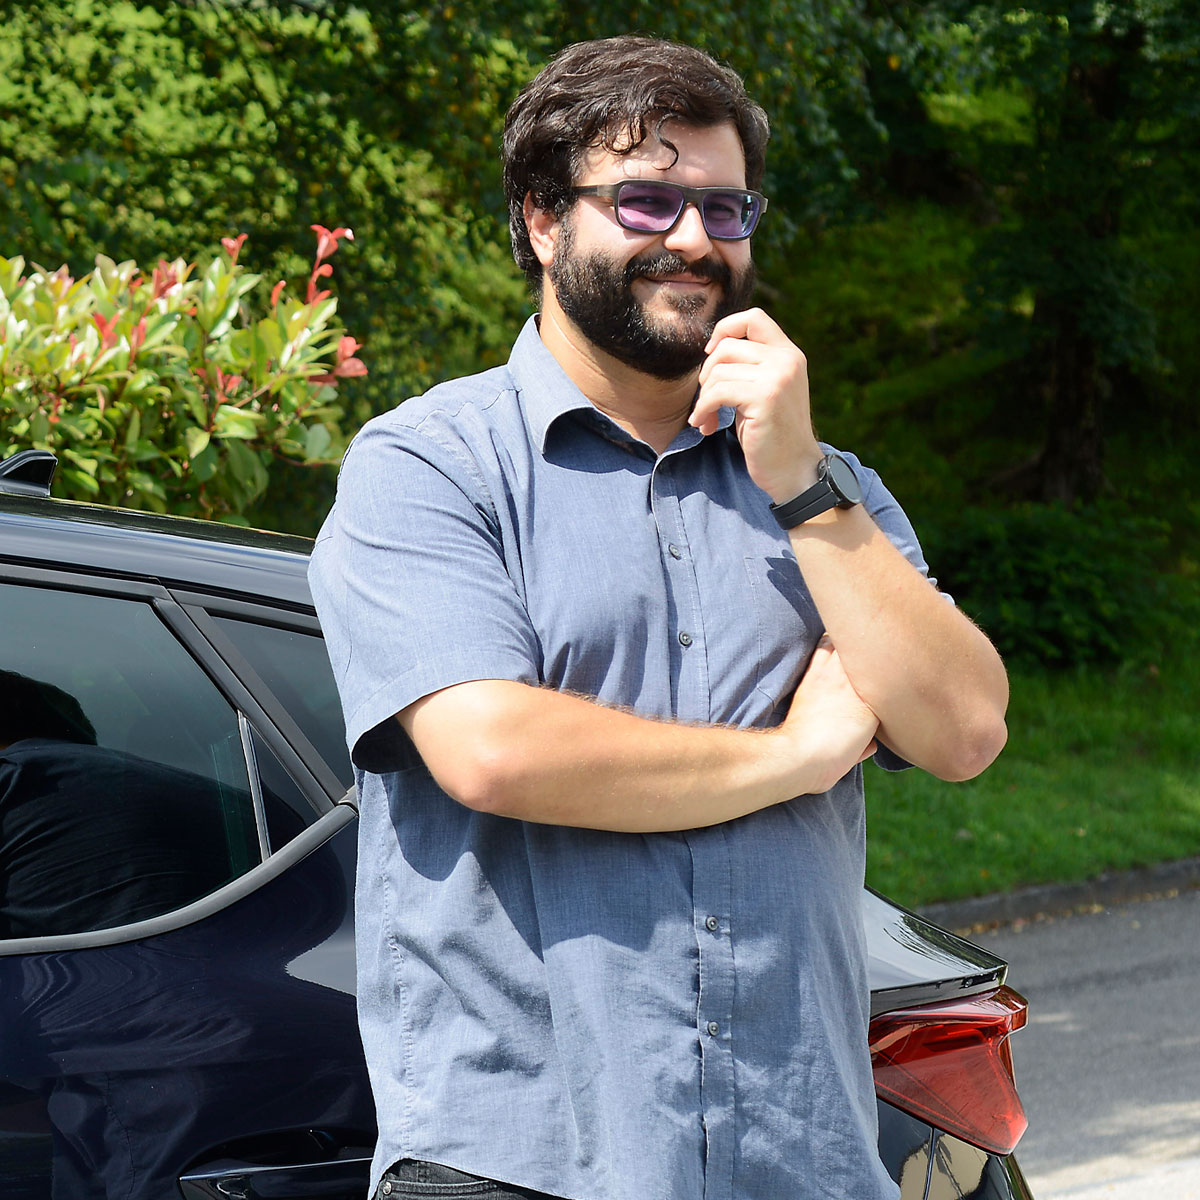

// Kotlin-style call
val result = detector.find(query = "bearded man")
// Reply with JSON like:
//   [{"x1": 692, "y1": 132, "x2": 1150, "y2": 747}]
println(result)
[{"x1": 310, "y1": 35, "x2": 1008, "y2": 1200}]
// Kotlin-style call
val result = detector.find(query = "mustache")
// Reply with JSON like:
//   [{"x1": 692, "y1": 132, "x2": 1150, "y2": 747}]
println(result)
[{"x1": 624, "y1": 251, "x2": 731, "y2": 290}]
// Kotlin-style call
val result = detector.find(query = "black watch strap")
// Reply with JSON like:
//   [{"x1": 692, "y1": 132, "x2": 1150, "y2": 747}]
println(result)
[
  {"x1": 769, "y1": 483, "x2": 839, "y2": 529},
  {"x1": 769, "y1": 454, "x2": 862, "y2": 531}
]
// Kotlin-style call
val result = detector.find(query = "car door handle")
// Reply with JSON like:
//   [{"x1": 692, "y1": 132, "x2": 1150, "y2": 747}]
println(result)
[{"x1": 178, "y1": 1156, "x2": 372, "y2": 1199}]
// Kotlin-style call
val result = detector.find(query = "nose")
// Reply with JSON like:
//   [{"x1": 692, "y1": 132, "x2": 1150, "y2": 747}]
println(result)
[{"x1": 662, "y1": 201, "x2": 713, "y2": 256}]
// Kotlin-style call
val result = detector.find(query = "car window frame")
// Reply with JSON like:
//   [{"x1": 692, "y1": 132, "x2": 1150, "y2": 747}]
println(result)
[
  {"x1": 170, "y1": 591, "x2": 351, "y2": 802},
  {"x1": 0, "y1": 804, "x2": 357, "y2": 956}
]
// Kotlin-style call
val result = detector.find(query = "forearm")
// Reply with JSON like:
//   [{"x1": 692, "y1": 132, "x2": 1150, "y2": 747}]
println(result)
[
  {"x1": 399, "y1": 676, "x2": 868, "y2": 832},
  {"x1": 788, "y1": 505, "x2": 1009, "y2": 780}
]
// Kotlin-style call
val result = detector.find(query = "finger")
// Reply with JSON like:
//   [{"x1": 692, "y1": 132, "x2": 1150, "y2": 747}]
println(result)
[
  {"x1": 694, "y1": 375, "x2": 771, "y2": 413},
  {"x1": 705, "y1": 338, "x2": 769, "y2": 363},
  {"x1": 698, "y1": 338, "x2": 768, "y2": 384},
  {"x1": 698, "y1": 365, "x2": 769, "y2": 392},
  {"x1": 856, "y1": 739, "x2": 879, "y2": 764},
  {"x1": 689, "y1": 390, "x2": 731, "y2": 427},
  {"x1": 691, "y1": 382, "x2": 782, "y2": 429},
  {"x1": 802, "y1": 637, "x2": 837, "y2": 676},
  {"x1": 705, "y1": 307, "x2": 790, "y2": 353},
  {"x1": 688, "y1": 388, "x2": 726, "y2": 432}
]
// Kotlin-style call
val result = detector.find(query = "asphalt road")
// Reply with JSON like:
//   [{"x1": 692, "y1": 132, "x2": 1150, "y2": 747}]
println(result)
[{"x1": 976, "y1": 888, "x2": 1200, "y2": 1200}]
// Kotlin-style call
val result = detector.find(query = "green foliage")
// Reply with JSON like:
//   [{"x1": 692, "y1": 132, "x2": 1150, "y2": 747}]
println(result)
[
  {"x1": 0, "y1": 234, "x2": 355, "y2": 522},
  {"x1": 921, "y1": 1, "x2": 1200, "y2": 500},
  {"x1": 867, "y1": 650, "x2": 1200, "y2": 906},
  {"x1": 923, "y1": 502, "x2": 1195, "y2": 669}
]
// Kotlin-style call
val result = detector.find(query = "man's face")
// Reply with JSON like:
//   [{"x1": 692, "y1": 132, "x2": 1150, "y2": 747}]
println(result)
[{"x1": 546, "y1": 122, "x2": 757, "y2": 380}]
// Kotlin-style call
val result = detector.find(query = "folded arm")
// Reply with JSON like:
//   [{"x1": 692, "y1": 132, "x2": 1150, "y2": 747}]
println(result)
[
  {"x1": 692, "y1": 306, "x2": 1008, "y2": 782},
  {"x1": 399, "y1": 640, "x2": 879, "y2": 832},
  {"x1": 787, "y1": 507, "x2": 1008, "y2": 780}
]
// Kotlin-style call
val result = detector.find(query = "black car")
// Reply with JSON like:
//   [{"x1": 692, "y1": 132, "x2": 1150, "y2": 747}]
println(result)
[{"x1": 0, "y1": 451, "x2": 1034, "y2": 1200}]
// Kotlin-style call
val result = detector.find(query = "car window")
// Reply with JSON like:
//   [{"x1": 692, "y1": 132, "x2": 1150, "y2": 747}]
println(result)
[
  {"x1": 209, "y1": 616, "x2": 353, "y2": 789},
  {"x1": 0, "y1": 581, "x2": 275, "y2": 939},
  {"x1": 247, "y1": 724, "x2": 319, "y2": 852}
]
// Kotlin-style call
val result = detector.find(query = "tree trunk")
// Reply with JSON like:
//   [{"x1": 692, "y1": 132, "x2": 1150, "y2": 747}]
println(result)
[{"x1": 1032, "y1": 306, "x2": 1107, "y2": 504}]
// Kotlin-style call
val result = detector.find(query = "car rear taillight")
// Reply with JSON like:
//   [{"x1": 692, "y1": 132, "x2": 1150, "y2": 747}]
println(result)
[{"x1": 868, "y1": 985, "x2": 1028, "y2": 1156}]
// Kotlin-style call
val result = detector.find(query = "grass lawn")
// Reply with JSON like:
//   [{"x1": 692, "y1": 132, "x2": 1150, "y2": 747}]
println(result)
[{"x1": 864, "y1": 651, "x2": 1200, "y2": 909}]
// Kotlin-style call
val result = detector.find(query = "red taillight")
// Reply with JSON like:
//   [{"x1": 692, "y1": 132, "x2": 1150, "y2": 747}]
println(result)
[{"x1": 868, "y1": 985, "x2": 1029, "y2": 1156}]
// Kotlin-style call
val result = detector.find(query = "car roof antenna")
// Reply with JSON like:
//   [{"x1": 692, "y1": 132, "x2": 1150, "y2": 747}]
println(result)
[{"x1": 0, "y1": 450, "x2": 58, "y2": 498}]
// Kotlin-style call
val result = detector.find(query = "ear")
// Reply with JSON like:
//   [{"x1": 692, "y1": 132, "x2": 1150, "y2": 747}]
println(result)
[{"x1": 524, "y1": 193, "x2": 560, "y2": 270}]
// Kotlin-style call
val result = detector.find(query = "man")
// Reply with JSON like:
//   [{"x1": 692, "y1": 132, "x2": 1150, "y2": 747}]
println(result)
[{"x1": 310, "y1": 35, "x2": 1008, "y2": 1200}]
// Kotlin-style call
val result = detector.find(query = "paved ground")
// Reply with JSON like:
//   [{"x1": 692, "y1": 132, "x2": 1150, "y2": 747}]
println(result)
[{"x1": 925, "y1": 877, "x2": 1200, "y2": 1200}]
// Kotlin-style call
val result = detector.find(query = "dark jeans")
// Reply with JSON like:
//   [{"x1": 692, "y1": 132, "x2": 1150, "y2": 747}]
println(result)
[{"x1": 374, "y1": 1159, "x2": 561, "y2": 1199}]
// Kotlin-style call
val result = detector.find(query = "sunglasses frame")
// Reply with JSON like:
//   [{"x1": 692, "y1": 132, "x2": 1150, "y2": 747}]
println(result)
[{"x1": 570, "y1": 181, "x2": 769, "y2": 241}]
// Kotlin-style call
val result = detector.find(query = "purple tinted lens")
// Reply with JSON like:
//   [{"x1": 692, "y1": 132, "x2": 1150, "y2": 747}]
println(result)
[
  {"x1": 702, "y1": 192, "x2": 758, "y2": 238},
  {"x1": 614, "y1": 182, "x2": 684, "y2": 232}
]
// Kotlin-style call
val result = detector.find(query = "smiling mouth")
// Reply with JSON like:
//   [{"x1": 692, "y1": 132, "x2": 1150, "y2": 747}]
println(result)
[
  {"x1": 639, "y1": 274, "x2": 716, "y2": 290},
  {"x1": 625, "y1": 251, "x2": 731, "y2": 295}
]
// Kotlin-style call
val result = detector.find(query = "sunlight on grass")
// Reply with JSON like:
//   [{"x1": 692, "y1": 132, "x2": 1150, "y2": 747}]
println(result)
[{"x1": 865, "y1": 656, "x2": 1200, "y2": 908}]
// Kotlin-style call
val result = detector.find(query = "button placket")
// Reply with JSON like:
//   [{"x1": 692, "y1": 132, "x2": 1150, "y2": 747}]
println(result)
[
  {"x1": 688, "y1": 826, "x2": 735, "y2": 1191},
  {"x1": 649, "y1": 458, "x2": 709, "y2": 721}
]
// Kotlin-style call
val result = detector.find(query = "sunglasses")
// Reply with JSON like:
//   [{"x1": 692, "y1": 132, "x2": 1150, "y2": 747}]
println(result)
[{"x1": 570, "y1": 181, "x2": 768, "y2": 241}]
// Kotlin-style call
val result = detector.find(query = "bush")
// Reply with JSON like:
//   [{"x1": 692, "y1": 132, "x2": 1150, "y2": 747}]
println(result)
[
  {"x1": 0, "y1": 228, "x2": 361, "y2": 523},
  {"x1": 925, "y1": 502, "x2": 1195, "y2": 669}
]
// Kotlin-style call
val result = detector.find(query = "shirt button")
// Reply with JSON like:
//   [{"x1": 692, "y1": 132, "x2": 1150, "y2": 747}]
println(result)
[
  {"x1": 668, "y1": 543, "x2": 682, "y2": 559},
  {"x1": 678, "y1": 632, "x2": 693, "y2": 647},
  {"x1": 705, "y1": 915, "x2": 719, "y2": 932},
  {"x1": 707, "y1": 1021, "x2": 720, "y2": 1037}
]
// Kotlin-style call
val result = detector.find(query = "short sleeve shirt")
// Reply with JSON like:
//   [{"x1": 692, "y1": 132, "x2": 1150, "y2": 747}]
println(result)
[{"x1": 310, "y1": 316, "x2": 918, "y2": 1200}]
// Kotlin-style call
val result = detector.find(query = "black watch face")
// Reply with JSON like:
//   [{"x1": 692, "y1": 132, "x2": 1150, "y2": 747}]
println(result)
[{"x1": 825, "y1": 455, "x2": 863, "y2": 505}]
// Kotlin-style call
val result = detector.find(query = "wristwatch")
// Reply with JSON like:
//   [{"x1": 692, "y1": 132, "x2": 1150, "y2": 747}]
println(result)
[{"x1": 769, "y1": 453, "x2": 863, "y2": 530}]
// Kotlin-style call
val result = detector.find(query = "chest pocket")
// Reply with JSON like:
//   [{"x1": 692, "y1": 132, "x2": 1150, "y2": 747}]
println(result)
[{"x1": 742, "y1": 554, "x2": 822, "y2": 722}]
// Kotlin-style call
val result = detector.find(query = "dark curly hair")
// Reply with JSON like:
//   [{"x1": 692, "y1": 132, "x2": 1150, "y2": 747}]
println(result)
[{"x1": 503, "y1": 36, "x2": 770, "y2": 289}]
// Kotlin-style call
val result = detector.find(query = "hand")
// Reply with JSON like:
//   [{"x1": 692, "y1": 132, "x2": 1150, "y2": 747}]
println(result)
[
  {"x1": 775, "y1": 636, "x2": 880, "y2": 795},
  {"x1": 690, "y1": 308, "x2": 823, "y2": 503}
]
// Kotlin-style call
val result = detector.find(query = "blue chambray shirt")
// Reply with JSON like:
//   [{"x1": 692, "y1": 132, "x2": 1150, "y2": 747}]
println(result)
[{"x1": 310, "y1": 316, "x2": 919, "y2": 1200}]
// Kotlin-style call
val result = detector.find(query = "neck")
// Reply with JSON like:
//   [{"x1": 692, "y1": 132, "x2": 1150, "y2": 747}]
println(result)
[{"x1": 537, "y1": 295, "x2": 698, "y2": 456}]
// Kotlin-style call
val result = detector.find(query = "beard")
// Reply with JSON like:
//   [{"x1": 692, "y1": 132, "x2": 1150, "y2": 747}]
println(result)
[{"x1": 548, "y1": 218, "x2": 757, "y2": 381}]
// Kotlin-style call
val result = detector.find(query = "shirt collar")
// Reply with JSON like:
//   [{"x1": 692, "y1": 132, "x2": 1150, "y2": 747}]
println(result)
[{"x1": 506, "y1": 314, "x2": 737, "y2": 455}]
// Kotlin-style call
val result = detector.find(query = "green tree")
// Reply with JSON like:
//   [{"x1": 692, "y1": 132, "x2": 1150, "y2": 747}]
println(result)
[{"x1": 943, "y1": 1, "x2": 1200, "y2": 502}]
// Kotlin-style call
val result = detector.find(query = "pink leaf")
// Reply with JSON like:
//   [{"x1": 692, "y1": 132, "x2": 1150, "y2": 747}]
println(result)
[
  {"x1": 152, "y1": 262, "x2": 179, "y2": 300},
  {"x1": 93, "y1": 313, "x2": 117, "y2": 349},
  {"x1": 128, "y1": 318, "x2": 147, "y2": 365},
  {"x1": 334, "y1": 356, "x2": 368, "y2": 378},
  {"x1": 221, "y1": 233, "x2": 248, "y2": 264},
  {"x1": 311, "y1": 224, "x2": 355, "y2": 263}
]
